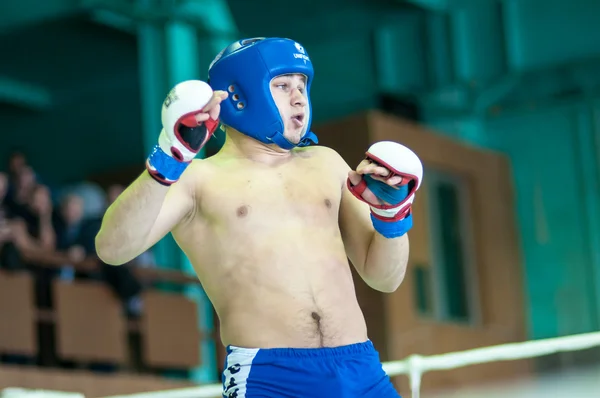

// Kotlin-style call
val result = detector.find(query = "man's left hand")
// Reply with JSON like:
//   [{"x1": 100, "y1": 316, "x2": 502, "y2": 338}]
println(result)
[
  {"x1": 347, "y1": 159, "x2": 404, "y2": 206},
  {"x1": 345, "y1": 141, "x2": 423, "y2": 239}
]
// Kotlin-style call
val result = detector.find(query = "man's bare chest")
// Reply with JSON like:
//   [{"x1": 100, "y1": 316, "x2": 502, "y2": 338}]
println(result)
[{"x1": 198, "y1": 164, "x2": 342, "y2": 223}]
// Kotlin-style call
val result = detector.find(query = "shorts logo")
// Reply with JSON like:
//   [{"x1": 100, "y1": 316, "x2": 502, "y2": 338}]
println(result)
[{"x1": 223, "y1": 363, "x2": 241, "y2": 398}]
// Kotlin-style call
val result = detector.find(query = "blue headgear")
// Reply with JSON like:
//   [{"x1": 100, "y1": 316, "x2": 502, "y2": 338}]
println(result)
[{"x1": 208, "y1": 37, "x2": 318, "y2": 150}]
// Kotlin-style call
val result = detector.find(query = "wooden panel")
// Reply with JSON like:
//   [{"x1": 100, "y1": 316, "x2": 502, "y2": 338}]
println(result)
[
  {"x1": 314, "y1": 113, "x2": 371, "y2": 168},
  {"x1": 53, "y1": 280, "x2": 127, "y2": 364},
  {"x1": 141, "y1": 291, "x2": 200, "y2": 369},
  {"x1": 0, "y1": 271, "x2": 36, "y2": 355},
  {"x1": 365, "y1": 110, "x2": 530, "y2": 392}
]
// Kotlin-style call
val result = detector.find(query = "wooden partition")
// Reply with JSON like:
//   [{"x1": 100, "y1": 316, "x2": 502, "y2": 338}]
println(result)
[
  {"x1": 53, "y1": 280, "x2": 128, "y2": 364},
  {"x1": 0, "y1": 262, "x2": 205, "y2": 368},
  {"x1": 0, "y1": 270, "x2": 36, "y2": 356},
  {"x1": 0, "y1": 265, "x2": 207, "y2": 397},
  {"x1": 141, "y1": 290, "x2": 201, "y2": 369},
  {"x1": 315, "y1": 110, "x2": 530, "y2": 393}
]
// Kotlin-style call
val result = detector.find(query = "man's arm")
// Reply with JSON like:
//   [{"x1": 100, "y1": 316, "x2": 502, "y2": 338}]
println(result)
[
  {"x1": 96, "y1": 82, "x2": 227, "y2": 266},
  {"x1": 338, "y1": 166, "x2": 409, "y2": 293},
  {"x1": 95, "y1": 167, "x2": 196, "y2": 265},
  {"x1": 318, "y1": 146, "x2": 409, "y2": 293}
]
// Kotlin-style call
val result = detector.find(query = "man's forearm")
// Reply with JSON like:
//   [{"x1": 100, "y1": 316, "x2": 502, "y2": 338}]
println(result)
[
  {"x1": 95, "y1": 171, "x2": 169, "y2": 265},
  {"x1": 363, "y1": 232, "x2": 409, "y2": 293}
]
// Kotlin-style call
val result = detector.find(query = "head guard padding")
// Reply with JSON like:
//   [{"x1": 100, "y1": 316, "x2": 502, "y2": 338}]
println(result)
[{"x1": 208, "y1": 37, "x2": 318, "y2": 149}]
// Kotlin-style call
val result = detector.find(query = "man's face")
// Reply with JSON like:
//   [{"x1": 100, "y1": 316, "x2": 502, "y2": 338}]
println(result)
[
  {"x1": 61, "y1": 195, "x2": 84, "y2": 225},
  {"x1": 270, "y1": 74, "x2": 309, "y2": 144},
  {"x1": 9, "y1": 152, "x2": 25, "y2": 175}
]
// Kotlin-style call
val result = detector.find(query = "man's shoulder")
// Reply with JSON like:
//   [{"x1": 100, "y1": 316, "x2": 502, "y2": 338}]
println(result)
[
  {"x1": 297, "y1": 145, "x2": 351, "y2": 185},
  {"x1": 177, "y1": 157, "x2": 217, "y2": 189},
  {"x1": 299, "y1": 145, "x2": 345, "y2": 162},
  {"x1": 182, "y1": 158, "x2": 208, "y2": 175},
  {"x1": 188, "y1": 154, "x2": 226, "y2": 171}
]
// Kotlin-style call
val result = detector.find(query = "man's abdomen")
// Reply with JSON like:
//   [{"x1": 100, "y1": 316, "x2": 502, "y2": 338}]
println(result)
[
  {"x1": 217, "y1": 272, "x2": 369, "y2": 349},
  {"x1": 183, "y1": 223, "x2": 369, "y2": 348}
]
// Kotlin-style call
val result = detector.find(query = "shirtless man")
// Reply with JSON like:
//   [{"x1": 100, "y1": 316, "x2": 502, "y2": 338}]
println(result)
[{"x1": 95, "y1": 37, "x2": 422, "y2": 398}]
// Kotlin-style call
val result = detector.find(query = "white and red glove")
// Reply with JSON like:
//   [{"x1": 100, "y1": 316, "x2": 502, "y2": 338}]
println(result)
[
  {"x1": 347, "y1": 141, "x2": 423, "y2": 238},
  {"x1": 146, "y1": 80, "x2": 221, "y2": 186}
]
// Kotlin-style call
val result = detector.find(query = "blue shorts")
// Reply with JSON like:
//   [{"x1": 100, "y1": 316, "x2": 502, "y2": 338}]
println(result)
[{"x1": 221, "y1": 340, "x2": 401, "y2": 398}]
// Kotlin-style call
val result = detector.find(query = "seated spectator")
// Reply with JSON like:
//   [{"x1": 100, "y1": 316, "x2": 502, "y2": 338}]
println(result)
[
  {"x1": 4, "y1": 165, "x2": 37, "y2": 222},
  {"x1": 1, "y1": 172, "x2": 56, "y2": 271},
  {"x1": 7, "y1": 149, "x2": 47, "y2": 191},
  {"x1": 0, "y1": 172, "x2": 22, "y2": 271},
  {"x1": 8, "y1": 150, "x2": 26, "y2": 173},
  {"x1": 58, "y1": 180, "x2": 107, "y2": 221},
  {"x1": 0, "y1": 171, "x2": 10, "y2": 225},
  {"x1": 1, "y1": 179, "x2": 62, "y2": 367},
  {"x1": 13, "y1": 184, "x2": 56, "y2": 253},
  {"x1": 53, "y1": 193, "x2": 94, "y2": 258},
  {"x1": 6, "y1": 150, "x2": 28, "y2": 192}
]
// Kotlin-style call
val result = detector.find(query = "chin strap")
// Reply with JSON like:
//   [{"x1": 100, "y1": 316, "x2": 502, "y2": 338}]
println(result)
[
  {"x1": 269, "y1": 131, "x2": 319, "y2": 149},
  {"x1": 299, "y1": 131, "x2": 319, "y2": 147}
]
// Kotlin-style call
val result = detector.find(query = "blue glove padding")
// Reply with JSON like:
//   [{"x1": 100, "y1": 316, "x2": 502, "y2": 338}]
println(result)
[
  {"x1": 371, "y1": 213, "x2": 413, "y2": 239},
  {"x1": 363, "y1": 174, "x2": 409, "y2": 206},
  {"x1": 363, "y1": 174, "x2": 412, "y2": 238},
  {"x1": 146, "y1": 144, "x2": 189, "y2": 185}
]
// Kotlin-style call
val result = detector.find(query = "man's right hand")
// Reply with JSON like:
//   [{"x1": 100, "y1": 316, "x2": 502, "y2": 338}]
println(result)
[{"x1": 147, "y1": 80, "x2": 228, "y2": 185}]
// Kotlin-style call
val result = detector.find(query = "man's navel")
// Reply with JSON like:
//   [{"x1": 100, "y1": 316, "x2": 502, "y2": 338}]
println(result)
[
  {"x1": 236, "y1": 205, "x2": 249, "y2": 217},
  {"x1": 311, "y1": 311, "x2": 321, "y2": 322}
]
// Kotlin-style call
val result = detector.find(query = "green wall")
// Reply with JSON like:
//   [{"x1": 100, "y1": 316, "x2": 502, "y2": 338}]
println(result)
[
  {"x1": 0, "y1": 83, "x2": 143, "y2": 185},
  {"x1": 410, "y1": 0, "x2": 600, "y2": 339},
  {"x1": 484, "y1": 100, "x2": 600, "y2": 339},
  {"x1": 426, "y1": 97, "x2": 600, "y2": 339}
]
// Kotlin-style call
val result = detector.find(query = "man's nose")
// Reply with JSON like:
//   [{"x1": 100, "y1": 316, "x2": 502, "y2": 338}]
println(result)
[{"x1": 291, "y1": 88, "x2": 307, "y2": 106}]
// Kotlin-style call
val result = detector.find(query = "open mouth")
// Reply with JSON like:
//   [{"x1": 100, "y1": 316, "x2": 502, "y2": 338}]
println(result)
[{"x1": 291, "y1": 113, "x2": 305, "y2": 127}]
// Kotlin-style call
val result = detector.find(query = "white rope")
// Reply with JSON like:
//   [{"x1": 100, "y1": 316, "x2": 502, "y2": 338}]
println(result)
[
  {"x1": 8, "y1": 331, "x2": 600, "y2": 398},
  {"x1": 389, "y1": 330, "x2": 600, "y2": 375},
  {"x1": 99, "y1": 385, "x2": 223, "y2": 398},
  {"x1": 384, "y1": 330, "x2": 600, "y2": 398}
]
